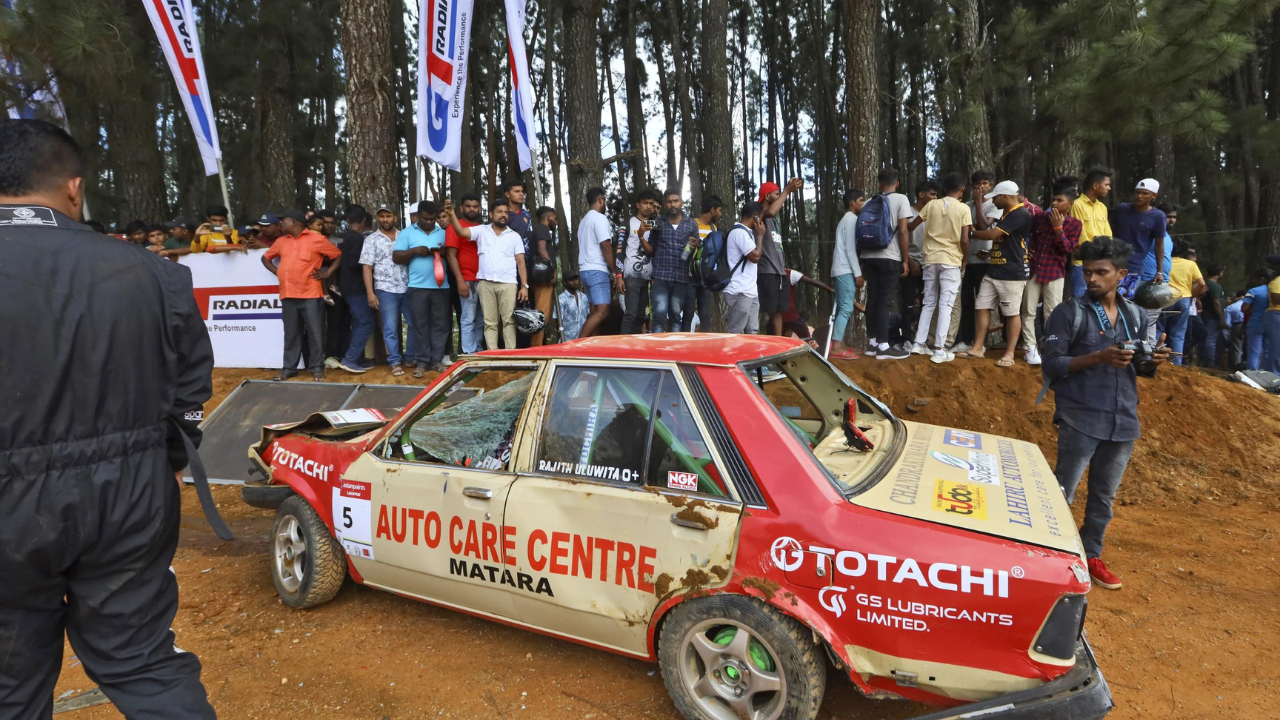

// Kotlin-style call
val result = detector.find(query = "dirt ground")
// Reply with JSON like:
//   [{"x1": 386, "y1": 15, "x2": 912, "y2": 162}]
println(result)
[{"x1": 52, "y1": 356, "x2": 1280, "y2": 719}]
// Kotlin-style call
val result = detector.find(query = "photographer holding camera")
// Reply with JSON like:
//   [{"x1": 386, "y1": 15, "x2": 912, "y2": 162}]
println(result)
[{"x1": 1040, "y1": 235, "x2": 1171, "y2": 590}]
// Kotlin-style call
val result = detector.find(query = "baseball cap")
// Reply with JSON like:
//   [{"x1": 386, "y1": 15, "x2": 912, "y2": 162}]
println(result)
[
  {"x1": 375, "y1": 204, "x2": 395, "y2": 215},
  {"x1": 1136, "y1": 178, "x2": 1160, "y2": 194},
  {"x1": 279, "y1": 208, "x2": 307, "y2": 223},
  {"x1": 164, "y1": 215, "x2": 198, "y2": 231},
  {"x1": 255, "y1": 212, "x2": 280, "y2": 226},
  {"x1": 984, "y1": 180, "x2": 1020, "y2": 199},
  {"x1": 757, "y1": 182, "x2": 780, "y2": 203}
]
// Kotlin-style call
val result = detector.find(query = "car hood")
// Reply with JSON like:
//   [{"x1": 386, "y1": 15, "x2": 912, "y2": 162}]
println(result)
[{"x1": 848, "y1": 421, "x2": 1084, "y2": 557}]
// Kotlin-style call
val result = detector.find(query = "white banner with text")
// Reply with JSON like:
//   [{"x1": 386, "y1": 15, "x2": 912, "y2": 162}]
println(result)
[{"x1": 180, "y1": 249, "x2": 283, "y2": 368}]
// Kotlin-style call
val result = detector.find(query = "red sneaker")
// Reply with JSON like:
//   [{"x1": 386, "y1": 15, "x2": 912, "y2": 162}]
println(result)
[{"x1": 1088, "y1": 557, "x2": 1122, "y2": 590}]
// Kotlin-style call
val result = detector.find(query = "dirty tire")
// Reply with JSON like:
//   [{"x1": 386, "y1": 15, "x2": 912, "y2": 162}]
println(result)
[
  {"x1": 658, "y1": 594, "x2": 826, "y2": 720},
  {"x1": 271, "y1": 496, "x2": 346, "y2": 609}
]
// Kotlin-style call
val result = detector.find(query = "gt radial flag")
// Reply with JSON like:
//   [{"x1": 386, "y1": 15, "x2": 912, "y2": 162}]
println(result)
[
  {"x1": 503, "y1": 0, "x2": 537, "y2": 171},
  {"x1": 141, "y1": 0, "x2": 222, "y2": 176},
  {"x1": 418, "y1": 0, "x2": 475, "y2": 171}
]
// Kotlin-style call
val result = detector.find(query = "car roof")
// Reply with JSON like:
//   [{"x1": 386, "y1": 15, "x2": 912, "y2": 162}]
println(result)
[{"x1": 473, "y1": 333, "x2": 808, "y2": 367}]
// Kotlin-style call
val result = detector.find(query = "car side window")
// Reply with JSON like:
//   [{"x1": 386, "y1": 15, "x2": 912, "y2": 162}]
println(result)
[
  {"x1": 537, "y1": 366, "x2": 725, "y2": 497},
  {"x1": 390, "y1": 367, "x2": 536, "y2": 471}
]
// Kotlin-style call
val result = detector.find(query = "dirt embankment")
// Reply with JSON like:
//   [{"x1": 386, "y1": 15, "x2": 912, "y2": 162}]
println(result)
[{"x1": 52, "y1": 358, "x2": 1280, "y2": 719}]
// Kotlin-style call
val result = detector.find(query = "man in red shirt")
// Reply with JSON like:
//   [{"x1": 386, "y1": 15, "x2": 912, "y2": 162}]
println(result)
[
  {"x1": 262, "y1": 209, "x2": 341, "y2": 380},
  {"x1": 1021, "y1": 183, "x2": 1082, "y2": 365},
  {"x1": 445, "y1": 193, "x2": 484, "y2": 353}
]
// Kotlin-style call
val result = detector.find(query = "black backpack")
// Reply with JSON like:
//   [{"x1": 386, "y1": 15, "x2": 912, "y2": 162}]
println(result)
[{"x1": 696, "y1": 225, "x2": 748, "y2": 291}]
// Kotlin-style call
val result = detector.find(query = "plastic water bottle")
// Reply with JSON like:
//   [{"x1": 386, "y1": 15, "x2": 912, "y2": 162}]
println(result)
[{"x1": 681, "y1": 237, "x2": 694, "y2": 261}]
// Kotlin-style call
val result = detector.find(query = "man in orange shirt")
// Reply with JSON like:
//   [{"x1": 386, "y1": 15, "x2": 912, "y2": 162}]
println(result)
[{"x1": 262, "y1": 209, "x2": 341, "y2": 380}]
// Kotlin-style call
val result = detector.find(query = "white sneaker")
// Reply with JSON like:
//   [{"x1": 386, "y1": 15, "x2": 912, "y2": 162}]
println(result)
[
  {"x1": 931, "y1": 349, "x2": 955, "y2": 364},
  {"x1": 1024, "y1": 347, "x2": 1042, "y2": 366},
  {"x1": 950, "y1": 342, "x2": 972, "y2": 354},
  {"x1": 909, "y1": 342, "x2": 930, "y2": 355},
  {"x1": 324, "y1": 356, "x2": 340, "y2": 369}
]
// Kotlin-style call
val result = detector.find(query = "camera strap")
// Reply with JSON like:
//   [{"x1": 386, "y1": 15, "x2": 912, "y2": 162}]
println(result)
[{"x1": 1090, "y1": 299, "x2": 1133, "y2": 341}]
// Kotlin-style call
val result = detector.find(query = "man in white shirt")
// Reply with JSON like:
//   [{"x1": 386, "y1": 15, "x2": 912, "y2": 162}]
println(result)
[
  {"x1": 830, "y1": 189, "x2": 865, "y2": 358},
  {"x1": 443, "y1": 198, "x2": 528, "y2": 350},
  {"x1": 857, "y1": 169, "x2": 915, "y2": 360},
  {"x1": 616, "y1": 188, "x2": 658, "y2": 334},
  {"x1": 723, "y1": 202, "x2": 764, "y2": 334},
  {"x1": 576, "y1": 186, "x2": 619, "y2": 338}
]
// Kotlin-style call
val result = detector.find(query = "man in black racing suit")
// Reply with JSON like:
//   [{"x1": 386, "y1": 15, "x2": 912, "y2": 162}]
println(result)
[{"x1": 0, "y1": 119, "x2": 219, "y2": 718}]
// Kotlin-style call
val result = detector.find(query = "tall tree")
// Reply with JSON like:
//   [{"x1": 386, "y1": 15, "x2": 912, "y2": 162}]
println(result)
[
  {"x1": 846, "y1": 0, "x2": 879, "y2": 189},
  {"x1": 563, "y1": 0, "x2": 604, "y2": 240},
  {"x1": 702, "y1": 0, "x2": 733, "y2": 217},
  {"x1": 341, "y1": 0, "x2": 402, "y2": 210}
]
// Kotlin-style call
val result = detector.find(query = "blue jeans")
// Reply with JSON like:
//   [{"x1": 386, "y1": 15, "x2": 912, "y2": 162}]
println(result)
[
  {"x1": 1266, "y1": 311, "x2": 1280, "y2": 374},
  {"x1": 833, "y1": 274, "x2": 857, "y2": 345},
  {"x1": 458, "y1": 281, "x2": 484, "y2": 354},
  {"x1": 1247, "y1": 325, "x2": 1266, "y2": 370},
  {"x1": 1201, "y1": 316, "x2": 1221, "y2": 368},
  {"x1": 1157, "y1": 297, "x2": 1191, "y2": 366},
  {"x1": 341, "y1": 294, "x2": 377, "y2": 367},
  {"x1": 1069, "y1": 265, "x2": 1087, "y2": 298},
  {"x1": 1055, "y1": 422, "x2": 1135, "y2": 559},
  {"x1": 650, "y1": 279, "x2": 687, "y2": 333},
  {"x1": 375, "y1": 289, "x2": 412, "y2": 367}
]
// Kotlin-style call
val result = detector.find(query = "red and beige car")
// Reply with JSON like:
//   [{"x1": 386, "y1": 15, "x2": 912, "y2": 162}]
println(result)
[{"x1": 243, "y1": 334, "x2": 1112, "y2": 720}]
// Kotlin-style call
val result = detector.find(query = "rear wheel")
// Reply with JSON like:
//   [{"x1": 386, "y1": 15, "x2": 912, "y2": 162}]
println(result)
[
  {"x1": 271, "y1": 496, "x2": 346, "y2": 608},
  {"x1": 658, "y1": 595, "x2": 826, "y2": 720}
]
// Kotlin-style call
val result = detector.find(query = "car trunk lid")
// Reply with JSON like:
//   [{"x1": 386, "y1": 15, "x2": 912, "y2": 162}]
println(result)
[{"x1": 844, "y1": 421, "x2": 1084, "y2": 557}]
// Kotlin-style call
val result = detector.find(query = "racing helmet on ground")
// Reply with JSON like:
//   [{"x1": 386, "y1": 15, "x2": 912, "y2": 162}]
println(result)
[
  {"x1": 1133, "y1": 280, "x2": 1177, "y2": 310},
  {"x1": 514, "y1": 307, "x2": 546, "y2": 335}
]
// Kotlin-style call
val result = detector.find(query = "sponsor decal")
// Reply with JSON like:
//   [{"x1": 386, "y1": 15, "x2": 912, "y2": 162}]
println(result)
[
  {"x1": 769, "y1": 537, "x2": 1013, "y2": 598},
  {"x1": 376, "y1": 506, "x2": 658, "y2": 593},
  {"x1": 578, "y1": 404, "x2": 599, "y2": 464},
  {"x1": 932, "y1": 480, "x2": 988, "y2": 520},
  {"x1": 819, "y1": 585, "x2": 849, "y2": 618},
  {"x1": 889, "y1": 427, "x2": 932, "y2": 505},
  {"x1": 930, "y1": 451, "x2": 1001, "y2": 487},
  {"x1": 667, "y1": 471, "x2": 699, "y2": 491},
  {"x1": 320, "y1": 408, "x2": 387, "y2": 426},
  {"x1": 208, "y1": 293, "x2": 283, "y2": 321},
  {"x1": 997, "y1": 439, "x2": 1033, "y2": 529},
  {"x1": 449, "y1": 558, "x2": 553, "y2": 596},
  {"x1": 271, "y1": 444, "x2": 333, "y2": 482},
  {"x1": 943, "y1": 429, "x2": 983, "y2": 450},
  {"x1": 848, "y1": 592, "x2": 1014, "y2": 632}
]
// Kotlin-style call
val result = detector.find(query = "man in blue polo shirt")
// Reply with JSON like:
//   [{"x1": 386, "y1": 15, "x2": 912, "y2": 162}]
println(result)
[
  {"x1": 1111, "y1": 178, "x2": 1169, "y2": 342},
  {"x1": 394, "y1": 200, "x2": 451, "y2": 377}
]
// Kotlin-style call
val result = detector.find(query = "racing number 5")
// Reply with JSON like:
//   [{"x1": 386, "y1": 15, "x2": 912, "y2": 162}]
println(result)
[{"x1": 343, "y1": 507, "x2": 353, "y2": 529}]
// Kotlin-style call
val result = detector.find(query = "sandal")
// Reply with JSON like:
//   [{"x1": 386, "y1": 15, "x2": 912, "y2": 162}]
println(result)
[
  {"x1": 391, "y1": 365, "x2": 405, "y2": 377},
  {"x1": 995, "y1": 357, "x2": 1015, "y2": 368},
  {"x1": 956, "y1": 350, "x2": 984, "y2": 359},
  {"x1": 413, "y1": 366, "x2": 427, "y2": 379},
  {"x1": 831, "y1": 349, "x2": 861, "y2": 360}
]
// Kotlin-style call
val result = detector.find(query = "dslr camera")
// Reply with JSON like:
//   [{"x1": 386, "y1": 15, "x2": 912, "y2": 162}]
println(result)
[{"x1": 1117, "y1": 340, "x2": 1159, "y2": 377}]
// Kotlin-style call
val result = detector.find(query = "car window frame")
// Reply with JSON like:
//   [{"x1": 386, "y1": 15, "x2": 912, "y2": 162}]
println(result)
[
  {"x1": 523, "y1": 359, "x2": 742, "y2": 504},
  {"x1": 739, "y1": 348, "x2": 906, "y2": 498},
  {"x1": 371, "y1": 360, "x2": 545, "y2": 474}
]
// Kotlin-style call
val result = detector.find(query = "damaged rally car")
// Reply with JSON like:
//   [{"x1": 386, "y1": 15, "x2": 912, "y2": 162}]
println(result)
[{"x1": 244, "y1": 334, "x2": 1111, "y2": 720}]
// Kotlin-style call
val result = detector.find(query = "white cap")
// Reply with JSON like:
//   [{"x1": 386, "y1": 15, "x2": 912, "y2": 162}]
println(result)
[
  {"x1": 984, "y1": 180, "x2": 1020, "y2": 199},
  {"x1": 1136, "y1": 178, "x2": 1160, "y2": 194}
]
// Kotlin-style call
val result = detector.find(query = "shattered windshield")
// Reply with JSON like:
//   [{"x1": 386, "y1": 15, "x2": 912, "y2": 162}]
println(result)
[{"x1": 403, "y1": 371, "x2": 535, "y2": 470}]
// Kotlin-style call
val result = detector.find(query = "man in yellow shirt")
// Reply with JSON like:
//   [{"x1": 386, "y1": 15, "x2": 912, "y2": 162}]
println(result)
[
  {"x1": 1157, "y1": 241, "x2": 1205, "y2": 366},
  {"x1": 190, "y1": 203, "x2": 245, "y2": 254},
  {"x1": 1068, "y1": 169, "x2": 1112, "y2": 298}
]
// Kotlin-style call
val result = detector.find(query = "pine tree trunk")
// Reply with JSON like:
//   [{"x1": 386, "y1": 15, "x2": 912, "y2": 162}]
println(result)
[
  {"x1": 341, "y1": 0, "x2": 402, "y2": 211},
  {"x1": 563, "y1": 0, "x2": 603, "y2": 238},
  {"x1": 623, "y1": 0, "x2": 648, "y2": 191},
  {"x1": 666, "y1": 0, "x2": 701, "y2": 205},
  {"x1": 108, "y1": 98, "x2": 169, "y2": 224},
  {"x1": 605, "y1": 58, "x2": 629, "y2": 203},
  {"x1": 653, "y1": 34, "x2": 679, "y2": 190},
  {"x1": 846, "y1": 0, "x2": 878, "y2": 190},
  {"x1": 956, "y1": 0, "x2": 994, "y2": 173},
  {"x1": 702, "y1": 0, "x2": 733, "y2": 217},
  {"x1": 260, "y1": 83, "x2": 296, "y2": 210},
  {"x1": 390, "y1": 0, "x2": 417, "y2": 204}
]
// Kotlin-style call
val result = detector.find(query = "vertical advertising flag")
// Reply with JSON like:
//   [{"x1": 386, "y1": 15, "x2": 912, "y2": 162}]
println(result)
[
  {"x1": 503, "y1": 0, "x2": 537, "y2": 171},
  {"x1": 418, "y1": 0, "x2": 475, "y2": 171},
  {"x1": 141, "y1": 0, "x2": 221, "y2": 176}
]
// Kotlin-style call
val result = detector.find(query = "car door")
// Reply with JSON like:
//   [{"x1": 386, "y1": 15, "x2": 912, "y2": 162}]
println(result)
[
  {"x1": 501, "y1": 362, "x2": 743, "y2": 656},
  {"x1": 341, "y1": 361, "x2": 542, "y2": 620}
]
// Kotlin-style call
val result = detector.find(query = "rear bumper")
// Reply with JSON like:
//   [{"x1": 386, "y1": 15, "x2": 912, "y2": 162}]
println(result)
[{"x1": 913, "y1": 639, "x2": 1112, "y2": 720}]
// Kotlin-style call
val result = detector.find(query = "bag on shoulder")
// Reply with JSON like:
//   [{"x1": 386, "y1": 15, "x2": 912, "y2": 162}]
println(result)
[
  {"x1": 696, "y1": 226, "x2": 745, "y2": 292},
  {"x1": 855, "y1": 193, "x2": 896, "y2": 252}
]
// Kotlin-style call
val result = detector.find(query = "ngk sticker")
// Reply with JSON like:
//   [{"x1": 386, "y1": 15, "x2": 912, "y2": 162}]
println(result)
[
  {"x1": 667, "y1": 471, "x2": 699, "y2": 491},
  {"x1": 769, "y1": 536, "x2": 1012, "y2": 598}
]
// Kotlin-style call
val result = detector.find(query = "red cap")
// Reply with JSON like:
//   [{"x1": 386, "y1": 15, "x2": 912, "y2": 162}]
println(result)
[{"x1": 758, "y1": 182, "x2": 780, "y2": 203}]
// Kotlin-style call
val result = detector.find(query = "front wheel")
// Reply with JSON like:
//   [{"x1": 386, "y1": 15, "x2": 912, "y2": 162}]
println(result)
[
  {"x1": 271, "y1": 496, "x2": 346, "y2": 608},
  {"x1": 658, "y1": 595, "x2": 826, "y2": 720}
]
